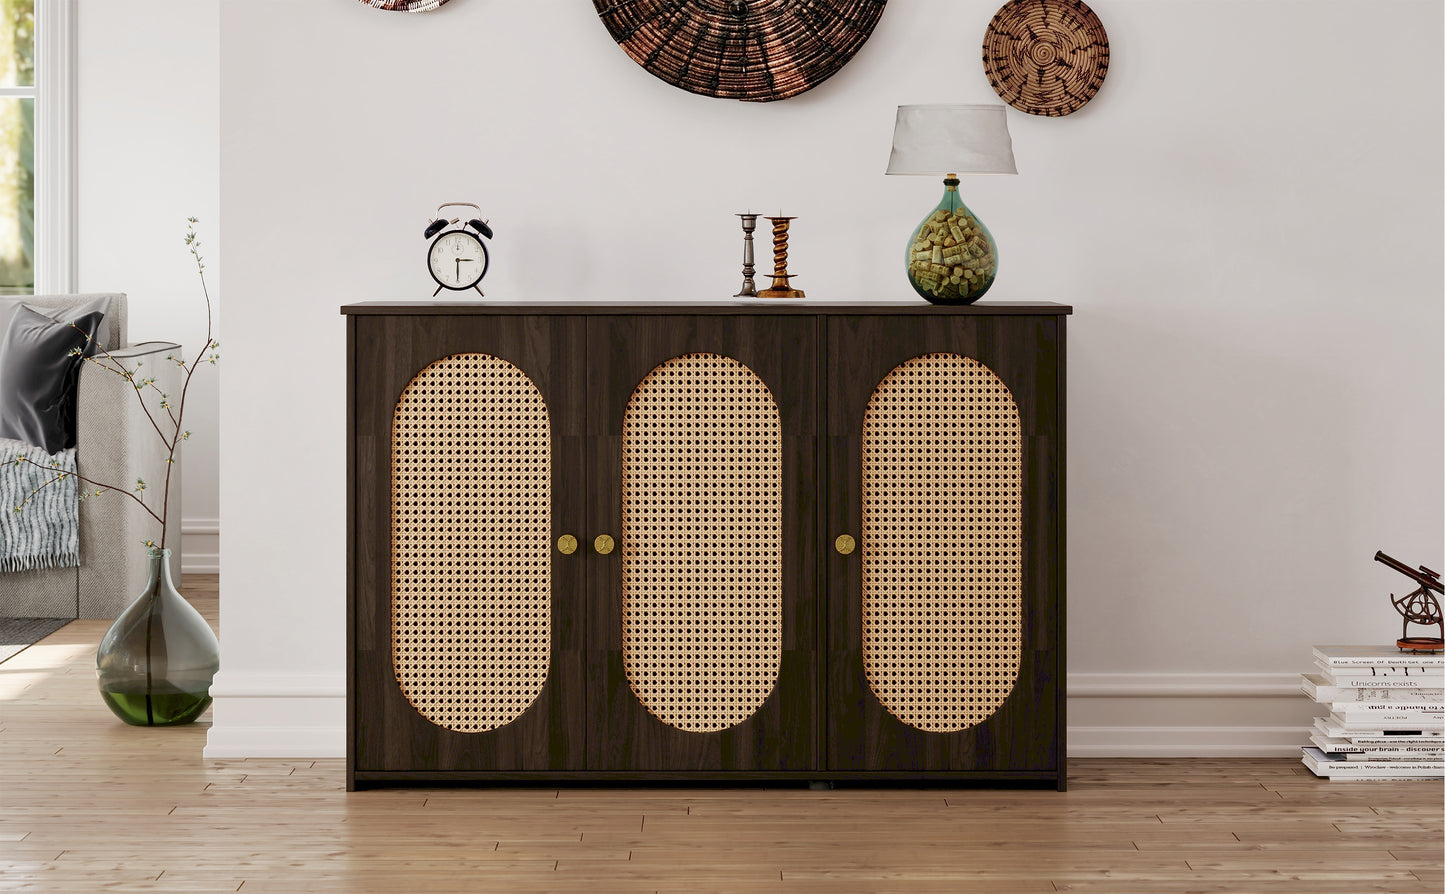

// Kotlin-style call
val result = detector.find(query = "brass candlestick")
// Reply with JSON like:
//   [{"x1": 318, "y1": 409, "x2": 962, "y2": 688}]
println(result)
[
  {"x1": 757, "y1": 215, "x2": 805, "y2": 299},
  {"x1": 734, "y1": 212, "x2": 759, "y2": 297}
]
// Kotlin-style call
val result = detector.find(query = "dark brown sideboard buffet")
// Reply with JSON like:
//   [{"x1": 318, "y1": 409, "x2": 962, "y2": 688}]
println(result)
[{"x1": 342, "y1": 302, "x2": 1070, "y2": 789}]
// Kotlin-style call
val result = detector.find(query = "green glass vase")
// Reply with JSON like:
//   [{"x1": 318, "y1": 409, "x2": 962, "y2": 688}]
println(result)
[
  {"x1": 905, "y1": 177, "x2": 998, "y2": 305},
  {"x1": 96, "y1": 547, "x2": 219, "y2": 726}
]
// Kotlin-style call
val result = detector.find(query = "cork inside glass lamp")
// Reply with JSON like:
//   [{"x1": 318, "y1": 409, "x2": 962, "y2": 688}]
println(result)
[{"x1": 887, "y1": 104, "x2": 1017, "y2": 304}]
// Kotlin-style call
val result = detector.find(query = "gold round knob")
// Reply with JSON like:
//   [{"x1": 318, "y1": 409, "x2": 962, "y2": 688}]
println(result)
[
  {"x1": 594, "y1": 534, "x2": 615, "y2": 556},
  {"x1": 835, "y1": 534, "x2": 856, "y2": 556},
  {"x1": 556, "y1": 534, "x2": 577, "y2": 555}
]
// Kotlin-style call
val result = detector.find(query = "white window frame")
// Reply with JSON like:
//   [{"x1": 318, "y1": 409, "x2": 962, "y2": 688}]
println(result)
[{"x1": 0, "y1": 0, "x2": 76, "y2": 293}]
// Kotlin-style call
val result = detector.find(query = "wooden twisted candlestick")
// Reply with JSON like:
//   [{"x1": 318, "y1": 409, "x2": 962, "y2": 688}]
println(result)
[{"x1": 757, "y1": 215, "x2": 804, "y2": 299}]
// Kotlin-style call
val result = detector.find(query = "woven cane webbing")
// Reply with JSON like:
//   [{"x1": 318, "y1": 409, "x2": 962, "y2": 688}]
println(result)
[
  {"x1": 391, "y1": 353, "x2": 551, "y2": 733},
  {"x1": 621, "y1": 353, "x2": 783, "y2": 732},
  {"x1": 861, "y1": 353, "x2": 1022, "y2": 732}
]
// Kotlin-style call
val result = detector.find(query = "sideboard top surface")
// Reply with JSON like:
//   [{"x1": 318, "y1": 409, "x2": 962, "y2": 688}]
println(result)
[{"x1": 340, "y1": 301, "x2": 1072, "y2": 316}]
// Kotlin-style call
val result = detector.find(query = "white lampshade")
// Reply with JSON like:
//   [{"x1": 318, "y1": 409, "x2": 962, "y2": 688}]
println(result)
[{"x1": 885, "y1": 104, "x2": 1018, "y2": 176}]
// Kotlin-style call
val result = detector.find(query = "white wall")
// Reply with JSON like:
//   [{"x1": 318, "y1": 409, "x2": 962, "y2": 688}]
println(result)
[
  {"x1": 209, "y1": 0, "x2": 1443, "y2": 758},
  {"x1": 76, "y1": 0, "x2": 220, "y2": 573}
]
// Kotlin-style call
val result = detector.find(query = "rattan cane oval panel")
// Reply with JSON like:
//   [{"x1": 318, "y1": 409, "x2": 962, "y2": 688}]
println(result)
[
  {"x1": 862, "y1": 353, "x2": 1022, "y2": 733},
  {"x1": 391, "y1": 353, "x2": 551, "y2": 733},
  {"x1": 621, "y1": 353, "x2": 783, "y2": 733}
]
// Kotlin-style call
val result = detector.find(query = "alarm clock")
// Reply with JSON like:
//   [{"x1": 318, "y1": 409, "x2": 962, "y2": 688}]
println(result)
[{"x1": 423, "y1": 202, "x2": 493, "y2": 296}]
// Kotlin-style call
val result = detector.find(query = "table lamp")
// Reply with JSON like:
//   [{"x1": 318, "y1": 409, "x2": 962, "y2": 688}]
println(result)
[{"x1": 886, "y1": 104, "x2": 1017, "y2": 304}]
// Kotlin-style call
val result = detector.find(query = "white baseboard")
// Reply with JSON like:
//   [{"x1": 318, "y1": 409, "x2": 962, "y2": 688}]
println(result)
[
  {"x1": 1070, "y1": 672, "x2": 1301, "y2": 698},
  {"x1": 204, "y1": 725, "x2": 344, "y2": 759},
  {"x1": 1068, "y1": 724, "x2": 1312, "y2": 757},
  {"x1": 1068, "y1": 672, "x2": 1318, "y2": 757},
  {"x1": 181, "y1": 516, "x2": 219, "y2": 575},
  {"x1": 202, "y1": 671, "x2": 1318, "y2": 761},
  {"x1": 203, "y1": 672, "x2": 345, "y2": 759}
]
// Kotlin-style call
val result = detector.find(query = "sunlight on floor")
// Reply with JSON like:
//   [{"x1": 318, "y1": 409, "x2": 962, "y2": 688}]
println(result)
[{"x1": 0, "y1": 640, "x2": 94, "y2": 699}]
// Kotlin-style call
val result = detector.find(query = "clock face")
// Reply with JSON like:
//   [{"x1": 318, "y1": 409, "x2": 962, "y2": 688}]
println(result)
[{"x1": 427, "y1": 229, "x2": 489, "y2": 290}]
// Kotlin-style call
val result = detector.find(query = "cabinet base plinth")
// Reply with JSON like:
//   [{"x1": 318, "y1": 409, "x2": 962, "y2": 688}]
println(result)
[{"x1": 349, "y1": 769, "x2": 1065, "y2": 791}]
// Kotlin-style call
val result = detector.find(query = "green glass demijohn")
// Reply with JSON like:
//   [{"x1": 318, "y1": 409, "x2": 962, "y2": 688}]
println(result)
[
  {"x1": 96, "y1": 547, "x2": 219, "y2": 726},
  {"x1": 905, "y1": 177, "x2": 998, "y2": 305}
]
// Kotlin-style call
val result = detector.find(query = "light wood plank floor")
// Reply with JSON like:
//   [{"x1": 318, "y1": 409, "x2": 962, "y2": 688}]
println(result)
[{"x1": 1, "y1": 575, "x2": 1441, "y2": 893}]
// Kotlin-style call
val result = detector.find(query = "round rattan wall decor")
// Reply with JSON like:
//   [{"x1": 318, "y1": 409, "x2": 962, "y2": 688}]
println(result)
[
  {"x1": 983, "y1": 0, "x2": 1109, "y2": 117},
  {"x1": 594, "y1": 0, "x2": 888, "y2": 103},
  {"x1": 356, "y1": 0, "x2": 449, "y2": 11}
]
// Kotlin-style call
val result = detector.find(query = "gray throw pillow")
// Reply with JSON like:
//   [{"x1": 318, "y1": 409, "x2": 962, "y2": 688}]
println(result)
[
  {"x1": 0, "y1": 305, "x2": 106, "y2": 454},
  {"x1": 0, "y1": 295, "x2": 113, "y2": 354}
]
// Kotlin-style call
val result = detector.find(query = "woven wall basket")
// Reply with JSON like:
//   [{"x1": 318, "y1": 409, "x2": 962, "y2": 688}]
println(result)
[
  {"x1": 356, "y1": 0, "x2": 449, "y2": 11},
  {"x1": 594, "y1": 0, "x2": 888, "y2": 102},
  {"x1": 983, "y1": 0, "x2": 1109, "y2": 117}
]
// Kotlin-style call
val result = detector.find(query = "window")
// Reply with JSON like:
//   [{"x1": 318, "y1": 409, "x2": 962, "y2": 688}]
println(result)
[
  {"x1": 0, "y1": 0, "x2": 34, "y2": 294},
  {"x1": 0, "y1": 0, "x2": 72, "y2": 296}
]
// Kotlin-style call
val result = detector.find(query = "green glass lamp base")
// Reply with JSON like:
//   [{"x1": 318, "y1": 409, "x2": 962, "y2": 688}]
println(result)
[{"x1": 905, "y1": 178, "x2": 998, "y2": 305}]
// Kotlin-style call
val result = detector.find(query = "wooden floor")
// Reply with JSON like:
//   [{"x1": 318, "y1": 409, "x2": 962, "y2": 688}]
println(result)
[{"x1": 1, "y1": 576, "x2": 1441, "y2": 893}]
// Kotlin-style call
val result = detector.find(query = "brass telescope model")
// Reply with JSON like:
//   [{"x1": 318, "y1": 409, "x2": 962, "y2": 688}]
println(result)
[{"x1": 1374, "y1": 550, "x2": 1444, "y2": 652}]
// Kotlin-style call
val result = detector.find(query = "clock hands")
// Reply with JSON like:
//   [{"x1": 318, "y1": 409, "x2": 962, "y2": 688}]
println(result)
[{"x1": 453, "y1": 256, "x2": 478, "y2": 285}]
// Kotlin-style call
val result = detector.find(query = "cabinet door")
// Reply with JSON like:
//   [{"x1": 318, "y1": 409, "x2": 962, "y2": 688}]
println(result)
[
  {"x1": 585, "y1": 315, "x2": 819, "y2": 772},
  {"x1": 825, "y1": 315, "x2": 1063, "y2": 775},
  {"x1": 351, "y1": 314, "x2": 588, "y2": 774}
]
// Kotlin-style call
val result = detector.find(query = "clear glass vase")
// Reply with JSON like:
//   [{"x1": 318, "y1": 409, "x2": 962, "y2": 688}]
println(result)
[
  {"x1": 96, "y1": 547, "x2": 219, "y2": 726},
  {"x1": 905, "y1": 177, "x2": 998, "y2": 305}
]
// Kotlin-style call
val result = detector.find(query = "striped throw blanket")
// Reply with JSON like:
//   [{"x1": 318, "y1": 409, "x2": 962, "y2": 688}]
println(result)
[{"x1": 0, "y1": 439, "x2": 79, "y2": 572}]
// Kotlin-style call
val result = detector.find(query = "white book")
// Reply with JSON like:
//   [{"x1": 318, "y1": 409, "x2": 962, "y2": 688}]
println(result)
[
  {"x1": 1309, "y1": 734, "x2": 1445, "y2": 758},
  {"x1": 1302, "y1": 674, "x2": 1445, "y2": 703},
  {"x1": 1314, "y1": 645, "x2": 1445, "y2": 668},
  {"x1": 1302, "y1": 771, "x2": 1443, "y2": 781},
  {"x1": 1330, "y1": 702, "x2": 1444, "y2": 716},
  {"x1": 1302, "y1": 746, "x2": 1445, "y2": 778},
  {"x1": 1329, "y1": 707, "x2": 1445, "y2": 723},
  {"x1": 1303, "y1": 775, "x2": 1440, "y2": 781},
  {"x1": 1326, "y1": 713, "x2": 1445, "y2": 734},
  {"x1": 1316, "y1": 663, "x2": 1445, "y2": 685},
  {"x1": 1315, "y1": 716, "x2": 1444, "y2": 741}
]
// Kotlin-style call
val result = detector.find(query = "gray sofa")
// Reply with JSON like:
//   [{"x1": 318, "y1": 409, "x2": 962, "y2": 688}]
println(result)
[{"x1": 1, "y1": 293, "x2": 183, "y2": 618}]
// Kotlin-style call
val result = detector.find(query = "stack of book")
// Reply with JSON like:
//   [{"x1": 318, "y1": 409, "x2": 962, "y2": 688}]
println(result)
[{"x1": 1302, "y1": 645, "x2": 1445, "y2": 780}]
